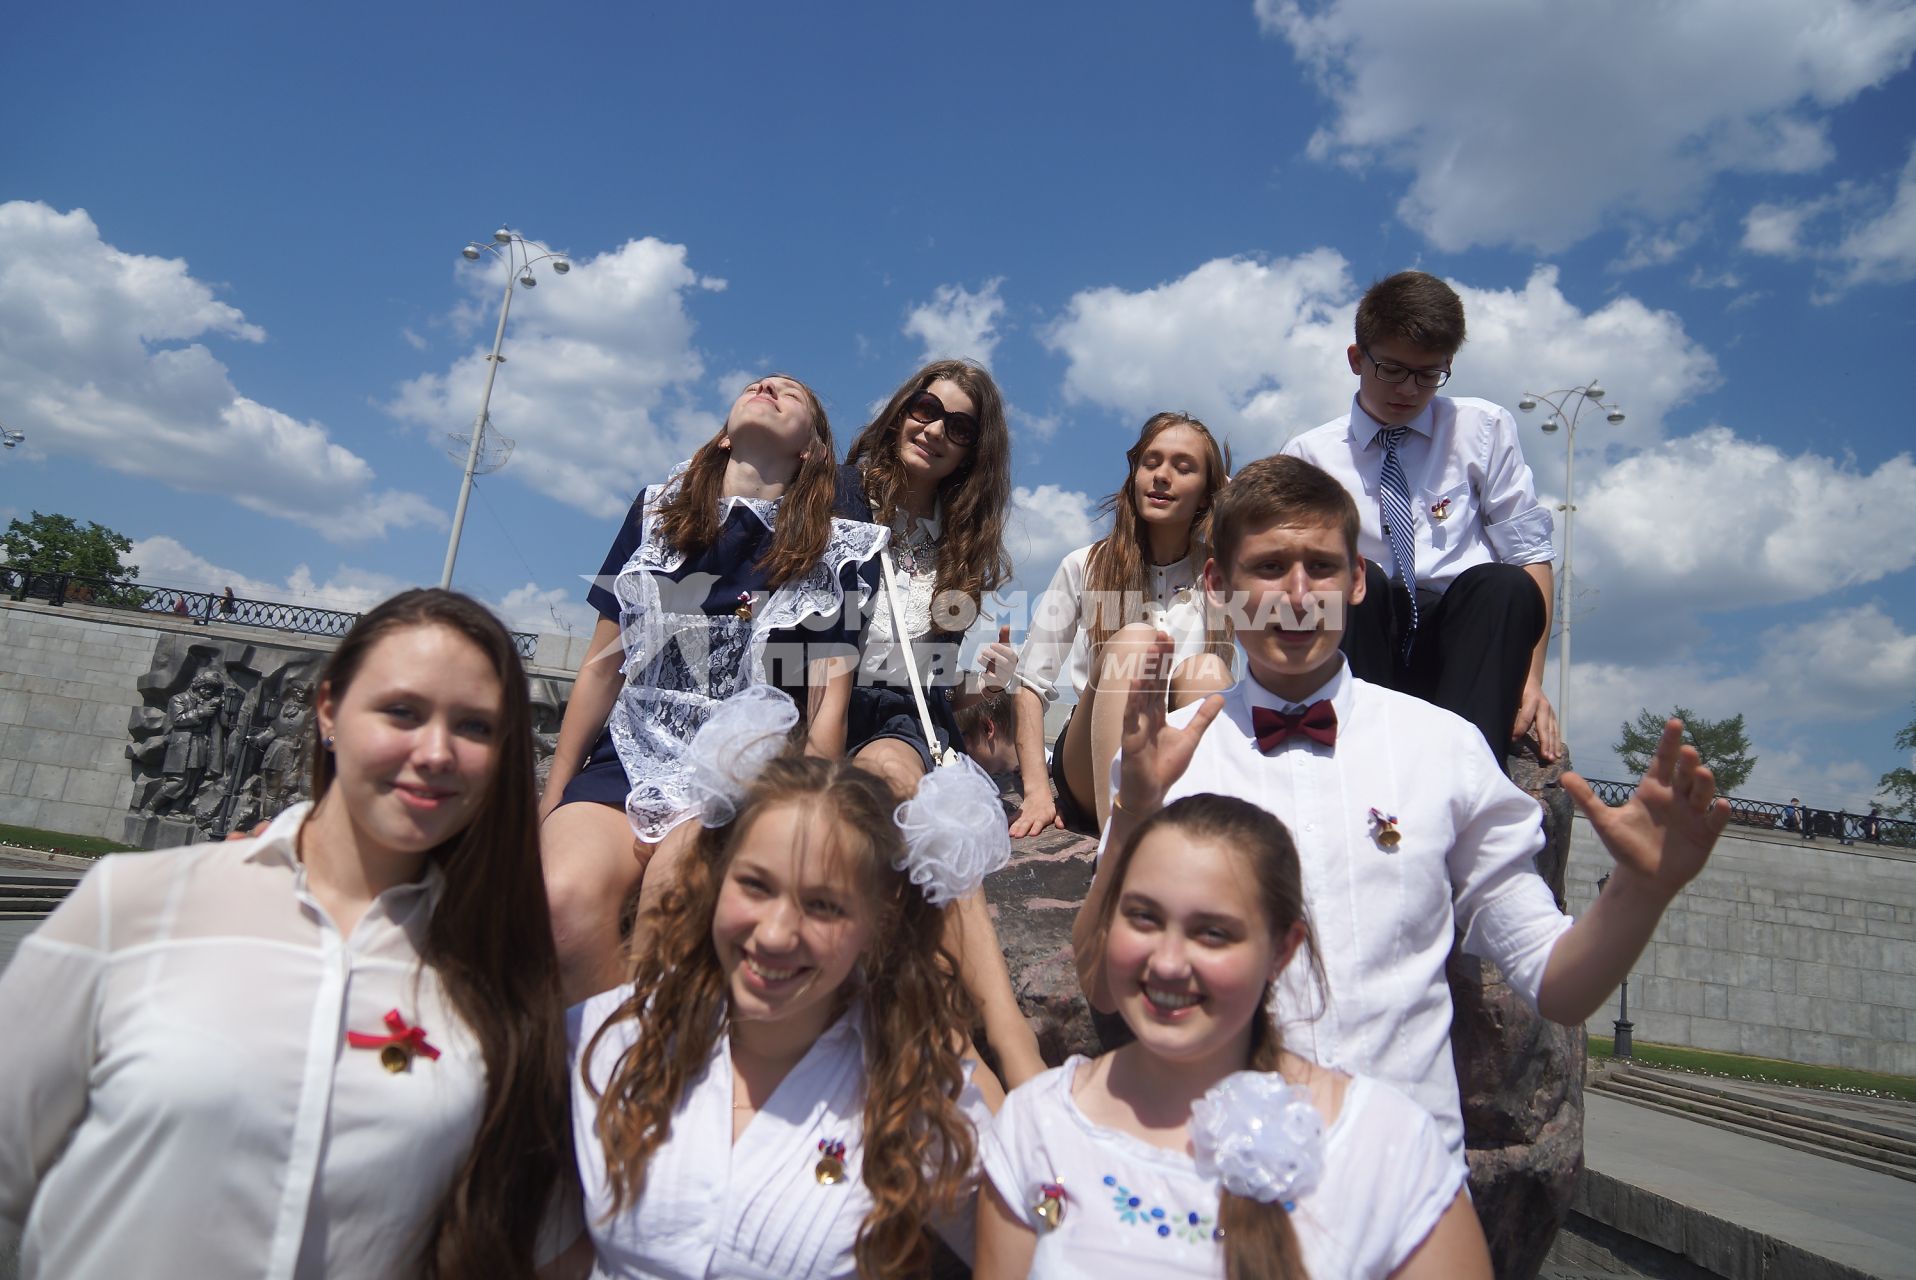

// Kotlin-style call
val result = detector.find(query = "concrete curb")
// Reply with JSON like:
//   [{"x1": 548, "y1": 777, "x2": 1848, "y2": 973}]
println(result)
[
  {"x1": 0, "y1": 844, "x2": 97, "y2": 871},
  {"x1": 1575, "y1": 1167, "x2": 1881, "y2": 1280}
]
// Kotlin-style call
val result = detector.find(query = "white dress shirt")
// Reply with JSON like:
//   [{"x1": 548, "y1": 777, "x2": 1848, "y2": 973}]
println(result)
[
  {"x1": 1018, "y1": 544, "x2": 1224, "y2": 706},
  {"x1": 1104, "y1": 658, "x2": 1572, "y2": 1156},
  {"x1": 982, "y1": 1059, "x2": 1462, "y2": 1279},
  {"x1": 1281, "y1": 395, "x2": 1555, "y2": 592},
  {"x1": 571, "y1": 986, "x2": 990, "y2": 1279},
  {"x1": 0, "y1": 803, "x2": 486, "y2": 1279}
]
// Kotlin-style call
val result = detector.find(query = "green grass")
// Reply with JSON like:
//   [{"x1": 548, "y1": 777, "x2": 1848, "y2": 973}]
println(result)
[
  {"x1": 1591, "y1": 1035, "x2": 1916, "y2": 1101},
  {"x1": 0, "y1": 822, "x2": 136, "y2": 858}
]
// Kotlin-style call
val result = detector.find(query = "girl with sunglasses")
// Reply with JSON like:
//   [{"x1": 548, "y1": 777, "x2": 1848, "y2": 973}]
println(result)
[
  {"x1": 540, "y1": 374, "x2": 886, "y2": 1001},
  {"x1": 1011, "y1": 412, "x2": 1234, "y2": 838},
  {"x1": 839, "y1": 359, "x2": 1044, "y2": 1090},
  {"x1": 0, "y1": 590, "x2": 573, "y2": 1278},
  {"x1": 560, "y1": 686, "x2": 1006, "y2": 1278}
]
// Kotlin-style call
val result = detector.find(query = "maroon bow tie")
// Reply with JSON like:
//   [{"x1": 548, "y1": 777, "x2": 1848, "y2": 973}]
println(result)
[{"x1": 1253, "y1": 701, "x2": 1337, "y2": 751}]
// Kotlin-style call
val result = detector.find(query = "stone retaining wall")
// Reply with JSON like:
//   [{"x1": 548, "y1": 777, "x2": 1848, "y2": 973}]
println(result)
[{"x1": 1568, "y1": 818, "x2": 1916, "y2": 1076}]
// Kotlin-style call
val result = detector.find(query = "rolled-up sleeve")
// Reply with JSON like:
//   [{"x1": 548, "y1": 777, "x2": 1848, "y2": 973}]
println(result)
[
  {"x1": 1476, "y1": 406, "x2": 1555, "y2": 566},
  {"x1": 1016, "y1": 550, "x2": 1087, "y2": 705},
  {"x1": 0, "y1": 866, "x2": 109, "y2": 1231},
  {"x1": 1447, "y1": 741, "x2": 1571, "y2": 1008}
]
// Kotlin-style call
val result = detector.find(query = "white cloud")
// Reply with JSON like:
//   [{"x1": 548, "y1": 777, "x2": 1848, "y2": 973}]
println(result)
[
  {"x1": 903, "y1": 278, "x2": 1006, "y2": 366},
  {"x1": 0, "y1": 201, "x2": 441, "y2": 541},
  {"x1": 496, "y1": 581, "x2": 598, "y2": 638},
  {"x1": 1257, "y1": 0, "x2": 1916, "y2": 252},
  {"x1": 1740, "y1": 144, "x2": 1916, "y2": 295},
  {"x1": 1832, "y1": 144, "x2": 1916, "y2": 287},
  {"x1": 1044, "y1": 256, "x2": 1716, "y2": 457},
  {"x1": 1610, "y1": 219, "x2": 1706, "y2": 273},
  {"x1": 1743, "y1": 201, "x2": 1821, "y2": 256},
  {"x1": 1574, "y1": 427, "x2": 1916, "y2": 618},
  {"x1": 387, "y1": 236, "x2": 727, "y2": 521},
  {"x1": 994, "y1": 483, "x2": 1102, "y2": 640}
]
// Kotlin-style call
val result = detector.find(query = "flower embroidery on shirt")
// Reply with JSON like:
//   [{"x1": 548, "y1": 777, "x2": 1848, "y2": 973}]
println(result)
[{"x1": 1101, "y1": 1175, "x2": 1218, "y2": 1242}]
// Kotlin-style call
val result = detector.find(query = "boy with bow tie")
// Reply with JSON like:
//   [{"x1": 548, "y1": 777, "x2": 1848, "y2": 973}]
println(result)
[{"x1": 1070, "y1": 454, "x2": 1728, "y2": 1161}]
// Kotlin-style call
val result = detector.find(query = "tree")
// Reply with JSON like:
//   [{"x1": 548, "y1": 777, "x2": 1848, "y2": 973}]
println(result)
[
  {"x1": 3, "y1": 511, "x2": 144, "y2": 606},
  {"x1": 1614, "y1": 705, "x2": 1757, "y2": 795},
  {"x1": 1878, "y1": 705, "x2": 1916, "y2": 821}
]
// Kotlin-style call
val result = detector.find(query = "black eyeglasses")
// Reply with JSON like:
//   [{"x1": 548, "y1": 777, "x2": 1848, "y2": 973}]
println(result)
[
  {"x1": 1361, "y1": 346, "x2": 1451, "y2": 389},
  {"x1": 904, "y1": 390, "x2": 979, "y2": 449}
]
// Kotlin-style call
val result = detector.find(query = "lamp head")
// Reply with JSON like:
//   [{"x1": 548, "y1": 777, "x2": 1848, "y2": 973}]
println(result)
[
  {"x1": 518, "y1": 270, "x2": 537, "y2": 288},
  {"x1": 1518, "y1": 395, "x2": 1537, "y2": 412},
  {"x1": 1607, "y1": 408, "x2": 1627, "y2": 424},
  {"x1": 552, "y1": 258, "x2": 570, "y2": 274},
  {"x1": 493, "y1": 227, "x2": 513, "y2": 243},
  {"x1": 461, "y1": 244, "x2": 482, "y2": 261},
  {"x1": 1585, "y1": 380, "x2": 1605, "y2": 399},
  {"x1": 1542, "y1": 416, "x2": 1562, "y2": 434}
]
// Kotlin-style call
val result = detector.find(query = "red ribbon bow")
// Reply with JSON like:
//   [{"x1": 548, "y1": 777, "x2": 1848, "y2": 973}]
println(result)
[
  {"x1": 1252, "y1": 701, "x2": 1337, "y2": 752},
  {"x1": 347, "y1": 1009, "x2": 441, "y2": 1061}
]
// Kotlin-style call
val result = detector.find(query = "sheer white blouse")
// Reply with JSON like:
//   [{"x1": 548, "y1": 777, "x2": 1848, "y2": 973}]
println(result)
[{"x1": 0, "y1": 803, "x2": 485, "y2": 1279}]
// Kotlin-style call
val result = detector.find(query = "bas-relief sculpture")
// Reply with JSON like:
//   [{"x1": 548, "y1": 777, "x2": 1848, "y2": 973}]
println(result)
[{"x1": 124, "y1": 635, "x2": 575, "y2": 850}]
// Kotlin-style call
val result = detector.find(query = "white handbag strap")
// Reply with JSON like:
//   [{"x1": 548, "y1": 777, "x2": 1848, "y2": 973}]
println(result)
[{"x1": 876, "y1": 541, "x2": 954, "y2": 768}]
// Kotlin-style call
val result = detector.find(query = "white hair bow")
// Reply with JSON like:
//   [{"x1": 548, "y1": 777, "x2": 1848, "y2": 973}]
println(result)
[{"x1": 1190, "y1": 1071, "x2": 1325, "y2": 1210}]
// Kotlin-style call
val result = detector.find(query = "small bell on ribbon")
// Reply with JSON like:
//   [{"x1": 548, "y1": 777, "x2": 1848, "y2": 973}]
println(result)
[
  {"x1": 1033, "y1": 1182, "x2": 1068, "y2": 1230},
  {"x1": 1367, "y1": 807, "x2": 1401, "y2": 850},
  {"x1": 815, "y1": 1138, "x2": 847, "y2": 1185},
  {"x1": 734, "y1": 591, "x2": 755, "y2": 621},
  {"x1": 379, "y1": 1043, "x2": 410, "y2": 1073},
  {"x1": 347, "y1": 1009, "x2": 441, "y2": 1076}
]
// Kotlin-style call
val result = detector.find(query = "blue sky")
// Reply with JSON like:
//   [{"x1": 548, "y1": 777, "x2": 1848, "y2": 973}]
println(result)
[{"x1": 4, "y1": 0, "x2": 1914, "y2": 806}]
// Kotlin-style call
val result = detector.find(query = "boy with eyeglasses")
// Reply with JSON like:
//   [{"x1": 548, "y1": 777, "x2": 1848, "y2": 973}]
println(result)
[{"x1": 1282, "y1": 270, "x2": 1560, "y2": 768}]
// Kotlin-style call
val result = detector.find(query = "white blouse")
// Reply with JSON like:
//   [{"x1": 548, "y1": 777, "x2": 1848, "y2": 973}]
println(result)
[
  {"x1": 0, "y1": 803, "x2": 486, "y2": 1280},
  {"x1": 570, "y1": 986, "x2": 990, "y2": 1279},
  {"x1": 1017, "y1": 543, "x2": 1225, "y2": 707},
  {"x1": 982, "y1": 1058, "x2": 1462, "y2": 1279}
]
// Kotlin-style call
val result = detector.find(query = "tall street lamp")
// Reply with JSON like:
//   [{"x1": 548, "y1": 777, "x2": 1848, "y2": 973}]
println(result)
[
  {"x1": 1517, "y1": 381, "x2": 1625, "y2": 753},
  {"x1": 438, "y1": 226, "x2": 569, "y2": 590}
]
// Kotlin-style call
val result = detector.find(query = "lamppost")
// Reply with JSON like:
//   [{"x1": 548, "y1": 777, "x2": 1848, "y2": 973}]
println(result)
[
  {"x1": 1, "y1": 423, "x2": 23, "y2": 450},
  {"x1": 1595, "y1": 872, "x2": 1634, "y2": 1057},
  {"x1": 438, "y1": 226, "x2": 569, "y2": 590},
  {"x1": 1516, "y1": 381, "x2": 1625, "y2": 753}
]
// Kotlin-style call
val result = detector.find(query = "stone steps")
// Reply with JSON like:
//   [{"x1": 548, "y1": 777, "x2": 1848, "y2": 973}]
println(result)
[
  {"x1": 1590, "y1": 1067, "x2": 1916, "y2": 1184},
  {"x1": 0, "y1": 872, "x2": 80, "y2": 921}
]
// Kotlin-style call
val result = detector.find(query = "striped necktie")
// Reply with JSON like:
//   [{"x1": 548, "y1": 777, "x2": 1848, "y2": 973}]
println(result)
[{"x1": 1377, "y1": 426, "x2": 1418, "y2": 655}]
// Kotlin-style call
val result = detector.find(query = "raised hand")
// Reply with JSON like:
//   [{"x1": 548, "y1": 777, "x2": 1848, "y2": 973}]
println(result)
[
  {"x1": 1562, "y1": 718, "x2": 1728, "y2": 898},
  {"x1": 977, "y1": 623, "x2": 1018, "y2": 694},
  {"x1": 1115, "y1": 630, "x2": 1224, "y2": 817}
]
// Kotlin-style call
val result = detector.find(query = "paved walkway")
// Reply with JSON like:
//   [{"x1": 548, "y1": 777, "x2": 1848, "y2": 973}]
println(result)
[{"x1": 1575, "y1": 1090, "x2": 1916, "y2": 1278}]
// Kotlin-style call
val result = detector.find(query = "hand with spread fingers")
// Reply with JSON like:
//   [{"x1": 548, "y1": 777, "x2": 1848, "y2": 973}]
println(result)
[
  {"x1": 1562, "y1": 717, "x2": 1729, "y2": 898},
  {"x1": 1114, "y1": 630, "x2": 1224, "y2": 819}
]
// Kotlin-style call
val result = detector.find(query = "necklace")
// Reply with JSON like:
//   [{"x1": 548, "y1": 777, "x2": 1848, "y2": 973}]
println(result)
[{"x1": 892, "y1": 510, "x2": 937, "y2": 577}]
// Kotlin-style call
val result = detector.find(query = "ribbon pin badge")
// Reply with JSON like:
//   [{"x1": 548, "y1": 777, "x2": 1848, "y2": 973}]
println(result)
[
  {"x1": 815, "y1": 1138, "x2": 848, "y2": 1185},
  {"x1": 347, "y1": 1009, "x2": 441, "y2": 1074},
  {"x1": 1367, "y1": 808, "x2": 1402, "y2": 851},
  {"x1": 1430, "y1": 497, "x2": 1452, "y2": 522},
  {"x1": 1034, "y1": 1182, "x2": 1069, "y2": 1230}
]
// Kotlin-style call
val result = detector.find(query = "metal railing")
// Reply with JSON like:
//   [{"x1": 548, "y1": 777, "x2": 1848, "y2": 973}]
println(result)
[
  {"x1": 3, "y1": 565, "x2": 541, "y2": 661},
  {"x1": 1581, "y1": 777, "x2": 1912, "y2": 848}
]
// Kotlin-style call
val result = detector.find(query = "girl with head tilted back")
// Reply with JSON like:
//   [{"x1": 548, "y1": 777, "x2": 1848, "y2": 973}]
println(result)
[
  {"x1": 0, "y1": 589, "x2": 571, "y2": 1279},
  {"x1": 1011, "y1": 413, "x2": 1235, "y2": 837},
  {"x1": 975, "y1": 793, "x2": 1492, "y2": 1279},
  {"x1": 837, "y1": 358, "x2": 1044, "y2": 1089},
  {"x1": 563, "y1": 686, "x2": 1008, "y2": 1278},
  {"x1": 539, "y1": 374, "x2": 887, "y2": 1002}
]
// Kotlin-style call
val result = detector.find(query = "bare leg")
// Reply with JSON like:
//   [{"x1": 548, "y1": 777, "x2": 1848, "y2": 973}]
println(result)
[
  {"x1": 628, "y1": 818, "x2": 702, "y2": 957},
  {"x1": 1084, "y1": 623, "x2": 1167, "y2": 829},
  {"x1": 856, "y1": 735, "x2": 1045, "y2": 1094},
  {"x1": 1170, "y1": 651, "x2": 1233, "y2": 709},
  {"x1": 542, "y1": 801, "x2": 645, "y2": 1004}
]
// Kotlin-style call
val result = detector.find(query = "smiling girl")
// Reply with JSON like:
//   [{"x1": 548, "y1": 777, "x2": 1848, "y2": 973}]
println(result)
[
  {"x1": 975, "y1": 794, "x2": 1491, "y2": 1279},
  {"x1": 1013, "y1": 413, "x2": 1234, "y2": 835},
  {"x1": 0, "y1": 590, "x2": 570, "y2": 1279},
  {"x1": 566, "y1": 686, "x2": 1006, "y2": 1279},
  {"x1": 540, "y1": 374, "x2": 886, "y2": 1001}
]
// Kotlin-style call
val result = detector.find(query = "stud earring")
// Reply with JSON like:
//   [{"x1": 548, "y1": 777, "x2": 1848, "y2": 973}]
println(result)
[{"x1": 324, "y1": 735, "x2": 335, "y2": 751}]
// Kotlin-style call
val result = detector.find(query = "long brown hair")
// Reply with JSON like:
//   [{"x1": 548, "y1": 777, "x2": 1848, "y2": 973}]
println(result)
[
  {"x1": 1083, "y1": 411, "x2": 1231, "y2": 651},
  {"x1": 1086, "y1": 793, "x2": 1324, "y2": 1280},
  {"x1": 846, "y1": 359, "x2": 1012, "y2": 624},
  {"x1": 655, "y1": 374, "x2": 842, "y2": 589},
  {"x1": 308, "y1": 589, "x2": 569, "y2": 1280},
  {"x1": 586, "y1": 754, "x2": 978, "y2": 1279}
]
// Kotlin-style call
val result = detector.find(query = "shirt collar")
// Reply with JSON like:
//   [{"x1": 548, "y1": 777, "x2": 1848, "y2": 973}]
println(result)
[
  {"x1": 1234, "y1": 652, "x2": 1354, "y2": 721},
  {"x1": 1349, "y1": 393, "x2": 1435, "y2": 447},
  {"x1": 241, "y1": 799, "x2": 446, "y2": 905}
]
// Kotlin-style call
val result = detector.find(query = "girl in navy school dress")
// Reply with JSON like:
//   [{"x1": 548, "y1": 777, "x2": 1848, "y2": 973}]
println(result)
[
  {"x1": 559, "y1": 685, "x2": 1008, "y2": 1279},
  {"x1": 975, "y1": 794, "x2": 1493, "y2": 1279},
  {"x1": 540, "y1": 374, "x2": 885, "y2": 1002},
  {"x1": 838, "y1": 358, "x2": 1045, "y2": 1089}
]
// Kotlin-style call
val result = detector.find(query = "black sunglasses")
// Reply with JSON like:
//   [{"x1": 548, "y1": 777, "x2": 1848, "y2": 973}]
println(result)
[{"x1": 904, "y1": 390, "x2": 979, "y2": 449}]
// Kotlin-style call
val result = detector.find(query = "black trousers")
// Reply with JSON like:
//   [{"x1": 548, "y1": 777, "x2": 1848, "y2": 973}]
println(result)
[{"x1": 1342, "y1": 561, "x2": 1546, "y2": 767}]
